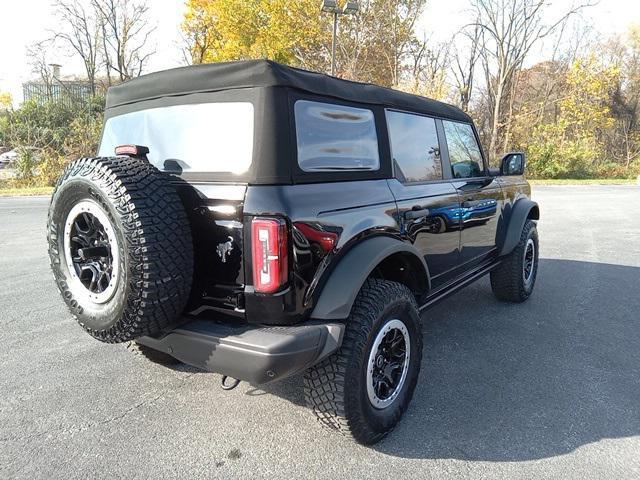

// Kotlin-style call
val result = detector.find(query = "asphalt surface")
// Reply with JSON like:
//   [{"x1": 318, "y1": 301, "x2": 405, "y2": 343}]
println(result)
[{"x1": 1, "y1": 185, "x2": 639, "y2": 479}]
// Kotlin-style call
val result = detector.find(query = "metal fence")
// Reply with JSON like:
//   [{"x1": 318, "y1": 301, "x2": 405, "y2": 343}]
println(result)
[{"x1": 22, "y1": 81, "x2": 93, "y2": 107}]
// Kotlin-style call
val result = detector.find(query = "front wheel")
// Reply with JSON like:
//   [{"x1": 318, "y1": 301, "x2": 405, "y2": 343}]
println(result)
[
  {"x1": 490, "y1": 219, "x2": 539, "y2": 302},
  {"x1": 304, "y1": 279, "x2": 422, "y2": 445}
]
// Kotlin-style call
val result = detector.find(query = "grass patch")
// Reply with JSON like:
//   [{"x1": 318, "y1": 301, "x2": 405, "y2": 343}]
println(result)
[
  {"x1": 0, "y1": 186, "x2": 54, "y2": 197},
  {"x1": 529, "y1": 178, "x2": 637, "y2": 185}
]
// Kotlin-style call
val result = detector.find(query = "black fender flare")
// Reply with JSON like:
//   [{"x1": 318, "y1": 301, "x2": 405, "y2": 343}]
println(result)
[
  {"x1": 310, "y1": 236, "x2": 430, "y2": 320},
  {"x1": 498, "y1": 199, "x2": 540, "y2": 256}
]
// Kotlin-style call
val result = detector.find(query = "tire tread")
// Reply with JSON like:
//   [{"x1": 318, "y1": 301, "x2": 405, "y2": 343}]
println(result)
[
  {"x1": 47, "y1": 156, "x2": 194, "y2": 343},
  {"x1": 303, "y1": 278, "x2": 421, "y2": 444},
  {"x1": 490, "y1": 219, "x2": 538, "y2": 302}
]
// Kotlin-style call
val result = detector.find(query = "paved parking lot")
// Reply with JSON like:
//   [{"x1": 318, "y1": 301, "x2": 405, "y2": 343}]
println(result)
[{"x1": 1, "y1": 186, "x2": 639, "y2": 479}]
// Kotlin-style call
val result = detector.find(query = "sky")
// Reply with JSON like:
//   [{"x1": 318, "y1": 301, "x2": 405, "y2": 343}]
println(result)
[{"x1": 1, "y1": 0, "x2": 639, "y2": 106}]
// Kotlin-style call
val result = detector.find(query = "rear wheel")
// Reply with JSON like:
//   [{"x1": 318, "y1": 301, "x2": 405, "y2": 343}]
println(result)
[
  {"x1": 47, "y1": 156, "x2": 193, "y2": 343},
  {"x1": 304, "y1": 279, "x2": 422, "y2": 445},
  {"x1": 491, "y1": 219, "x2": 539, "y2": 302}
]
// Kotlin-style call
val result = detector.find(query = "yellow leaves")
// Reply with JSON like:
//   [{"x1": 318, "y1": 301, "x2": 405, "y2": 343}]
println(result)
[
  {"x1": 560, "y1": 55, "x2": 618, "y2": 134},
  {"x1": 256, "y1": 0, "x2": 325, "y2": 62},
  {"x1": 183, "y1": 0, "x2": 326, "y2": 65},
  {"x1": 0, "y1": 92, "x2": 12, "y2": 111},
  {"x1": 513, "y1": 54, "x2": 625, "y2": 178}
]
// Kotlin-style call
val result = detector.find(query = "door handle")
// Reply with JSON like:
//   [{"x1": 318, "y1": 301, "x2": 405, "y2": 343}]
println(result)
[{"x1": 404, "y1": 207, "x2": 430, "y2": 220}]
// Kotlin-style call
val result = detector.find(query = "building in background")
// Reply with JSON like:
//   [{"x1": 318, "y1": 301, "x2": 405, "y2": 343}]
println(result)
[{"x1": 22, "y1": 64, "x2": 93, "y2": 106}]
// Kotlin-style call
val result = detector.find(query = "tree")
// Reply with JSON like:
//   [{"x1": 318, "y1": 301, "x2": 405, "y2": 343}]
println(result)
[
  {"x1": 92, "y1": 0, "x2": 155, "y2": 83},
  {"x1": 26, "y1": 40, "x2": 58, "y2": 101},
  {"x1": 378, "y1": 0, "x2": 427, "y2": 86},
  {"x1": 181, "y1": 0, "x2": 427, "y2": 87},
  {"x1": 5, "y1": 100, "x2": 76, "y2": 184},
  {"x1": 182, "y1": 0, "x2": 326, "y2": 67},
  {"x1": 604, "y1": 25, "x2": 640, "y2": 170},
  {"x1": 400, "y1": 36, "x2": 450, "y2": 100},
  {"x1": 336, "y1": 0, "x2": 427, "y2": 87},
  {"x1": 181, "y1": 0, "x2": 218, "y2": 65},
  {"x1": 451, "y1": 22, "x2": 481, "y2": 112},
  {"x1": 511, "y1": 55, "x2": 619, "y2": 178},
  {"x1": 53, "y1": 0, "x2": 101, "y2": 94},
  {"x1": 472, "y1": 0, "x2": 589, "y2": 163}
]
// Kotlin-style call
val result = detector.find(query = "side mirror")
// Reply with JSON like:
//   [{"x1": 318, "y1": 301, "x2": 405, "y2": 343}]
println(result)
[{"x1": 500, "y1": 152, "x2": 526, "y2": 176}]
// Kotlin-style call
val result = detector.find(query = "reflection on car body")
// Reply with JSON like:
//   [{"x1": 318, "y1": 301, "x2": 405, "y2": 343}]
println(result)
[{"x1": 416, "y1": 198, "x2": 498, "y2": 234}]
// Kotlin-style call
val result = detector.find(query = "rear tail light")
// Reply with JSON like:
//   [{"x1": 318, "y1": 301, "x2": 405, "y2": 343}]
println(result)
[{"x1": 251, "y1": 217, "x2": 288, "y2": 293}]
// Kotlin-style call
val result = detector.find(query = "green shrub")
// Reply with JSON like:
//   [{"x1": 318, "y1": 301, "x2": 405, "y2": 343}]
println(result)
[
  {"x1": 6, "y1": 95, "x2": 105, "y2": 187},
  {"x1": 13, "y1": 147, "x2": 40, "y2": 185}
]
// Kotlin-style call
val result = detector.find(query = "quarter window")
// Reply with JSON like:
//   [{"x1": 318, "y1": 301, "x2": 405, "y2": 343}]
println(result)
[
  {"x1": 386, "y1": 110, "x2": 442, "y2": 183},
  {"x1": 442, "y1": 121, "x2": 484, "y2": 178},
  {"x1": 294, "y1": 100, "x2": 380, "y2": 172}
]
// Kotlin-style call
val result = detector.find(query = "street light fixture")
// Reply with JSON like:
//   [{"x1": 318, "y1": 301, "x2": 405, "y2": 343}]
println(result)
[
  {"x1": 343, "y1": 1, "x2": 359, "y2": 14},
  {"x1": 321, "y1": 0, "x2": 338, "y2": 12},
  {"x1": 320, "y1": 0, "x2": 359, "y2": 76}
]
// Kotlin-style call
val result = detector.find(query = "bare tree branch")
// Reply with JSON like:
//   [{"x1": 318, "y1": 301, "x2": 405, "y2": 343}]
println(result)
[
  {"x1": 92, "y1": 0, "x2": 155, "y2": 83},
  {"x1": 472, "y1": 0, "x2": 595, "y2": 162},
  {"x1": 52, "y1": 0, "x2": 101, "y2": 94}
]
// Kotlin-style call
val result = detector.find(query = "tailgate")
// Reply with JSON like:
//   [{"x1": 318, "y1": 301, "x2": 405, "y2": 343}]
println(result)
[{"x1": 174, "y1": 182, "x2": 247, "y2": 317}]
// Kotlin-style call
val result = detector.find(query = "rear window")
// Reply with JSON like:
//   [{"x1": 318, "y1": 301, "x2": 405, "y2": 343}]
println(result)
[
  {"x1": 294, "y1": 100, "x2": 379, "y2": 172},
  {"x1": 98, "y1": 102, "x2": 254, "y2": 174}
]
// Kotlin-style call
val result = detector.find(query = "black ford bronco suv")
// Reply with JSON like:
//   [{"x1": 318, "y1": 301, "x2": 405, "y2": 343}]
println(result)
[{"x1": 47, "y1": 60, "x2": 539, "y2": 445}]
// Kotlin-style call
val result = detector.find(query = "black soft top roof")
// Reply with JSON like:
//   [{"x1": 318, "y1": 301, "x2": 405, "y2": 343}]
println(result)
[{"x1": 106, "y1": 59, "x2": 471, "y2": 123}]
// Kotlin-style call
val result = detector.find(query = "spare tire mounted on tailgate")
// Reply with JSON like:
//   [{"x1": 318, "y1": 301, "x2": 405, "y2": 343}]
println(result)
[{"x1": 47, "y1": 156, "x2": 193, "y2": 343}]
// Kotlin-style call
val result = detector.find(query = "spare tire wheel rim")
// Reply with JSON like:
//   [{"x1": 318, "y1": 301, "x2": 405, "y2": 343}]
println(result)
[
  {"x1": 63, "y1": 200, "x2": 120, "y2": 304},
  {"x1": 367, "y1": 319, "x2": 411, "y2": 409}
]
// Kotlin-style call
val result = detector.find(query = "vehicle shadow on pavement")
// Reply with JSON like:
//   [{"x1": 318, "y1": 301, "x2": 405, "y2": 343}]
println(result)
[
  {"x1": 244, "y1": 376, "x2": 306, "y2": 407},
  {"x1": 372, "y1": 258, "x2": 640, "y2": 461}
]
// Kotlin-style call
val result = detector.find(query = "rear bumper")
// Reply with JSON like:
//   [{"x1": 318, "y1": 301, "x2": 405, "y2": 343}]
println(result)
[{"x1": 136, "y1": 319, "x2": 344, "y2": 384}]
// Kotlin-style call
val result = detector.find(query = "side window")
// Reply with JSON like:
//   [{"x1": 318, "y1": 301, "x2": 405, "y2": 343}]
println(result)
[
  {"x1": 442, "y1": 121, "x2": 484, "y2": 178},
  {"x1": 294, "y1": 100, "x2": 379, "y2": 172},
  {"x1": 386, "y1": 110, "x2": 443, "y2": 183}
]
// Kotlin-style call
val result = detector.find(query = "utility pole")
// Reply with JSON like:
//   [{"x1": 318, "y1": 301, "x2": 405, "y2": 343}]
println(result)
[
  {"x1": 320, "y1": 1, "x2": 359, "y2": 77},
  {"x1": 331, "y1": 11, "x2": 338, "y2": 76}
]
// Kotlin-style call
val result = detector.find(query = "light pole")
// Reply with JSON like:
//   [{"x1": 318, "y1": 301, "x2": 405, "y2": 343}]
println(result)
[{"x1": 320, "y1": 1, "x2": 359, "y2": 76}]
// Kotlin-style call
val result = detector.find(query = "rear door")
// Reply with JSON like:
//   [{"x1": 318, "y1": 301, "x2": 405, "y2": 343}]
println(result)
[
  {"x1": 440, "y1": 120, "x2": 504, "y2": 268},
  {"x1": 385, "y1": 109, "x2": 462, "y2": 290}
]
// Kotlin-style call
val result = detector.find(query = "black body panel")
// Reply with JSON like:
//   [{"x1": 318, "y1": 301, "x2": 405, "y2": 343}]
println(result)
[
  {"x1": 386, "y1": 179, "x2": 461, "y2": 289},
  {"x1": 453, "y1": 178, "x2": 504, "y2": 268},
  {"x1": 243, "y1": 180, "x2": 399, "y2": 324}
]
